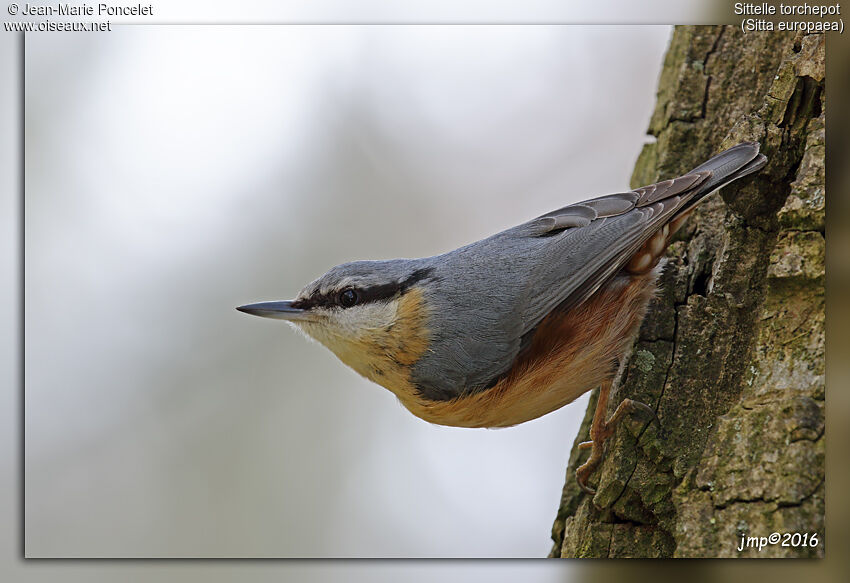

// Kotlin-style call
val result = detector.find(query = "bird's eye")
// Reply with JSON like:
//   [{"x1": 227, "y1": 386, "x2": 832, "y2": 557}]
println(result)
[{"x1": 338, "y1": 289, "x2": 359, "y2": 308}]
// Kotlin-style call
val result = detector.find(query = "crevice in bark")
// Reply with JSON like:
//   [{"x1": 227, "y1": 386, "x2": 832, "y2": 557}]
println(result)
[{"x1": 711, "y1": 473, "x2": 823, "y2": 510}]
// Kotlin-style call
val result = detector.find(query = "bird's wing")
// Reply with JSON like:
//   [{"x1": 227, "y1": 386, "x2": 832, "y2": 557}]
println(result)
[
  {"x1": 410, "y1": 143, "x2": 765, "y2": 398},
  {"x1": 513, "y1": 142, "x2": 765, "y2": 336}
]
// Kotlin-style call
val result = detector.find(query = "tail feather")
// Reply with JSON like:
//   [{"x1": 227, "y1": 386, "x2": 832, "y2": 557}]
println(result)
[
  {"x1": 690, "y1": 141, "x2": 767, "y2": 196},
  {"x1": 667, "y1": 141, "x2": 766, "y2": 219}
]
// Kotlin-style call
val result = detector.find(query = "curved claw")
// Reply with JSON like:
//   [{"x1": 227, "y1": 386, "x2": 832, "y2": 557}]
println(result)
[
  {"x1": 576, "y1": 441, "x2": 606, "y2": 494},
  {"x1": 622, "y1": 398, "x2": 659, "y2": 427},
  {"x1": 575, "y1": 463, "x2": 598, "y2": 495}
]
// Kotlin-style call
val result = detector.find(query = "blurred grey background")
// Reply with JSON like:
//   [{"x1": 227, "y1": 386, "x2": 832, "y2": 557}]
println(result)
[{"x1": 14, "y1": 23, "x2": 677, "y2": 562}]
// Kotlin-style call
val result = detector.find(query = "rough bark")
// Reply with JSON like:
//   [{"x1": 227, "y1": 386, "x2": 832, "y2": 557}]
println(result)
[{"x1": 549, "y1": 26, "x2": 824, "y2": 559}]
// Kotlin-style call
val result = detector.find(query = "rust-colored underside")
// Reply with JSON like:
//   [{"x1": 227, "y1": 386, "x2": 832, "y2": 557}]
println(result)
[{"x1": 399, "y1": 268, "x2": 659, "y2": 428}]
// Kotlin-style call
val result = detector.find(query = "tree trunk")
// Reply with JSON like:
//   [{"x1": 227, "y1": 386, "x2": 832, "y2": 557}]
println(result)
[{"x1": 549, "y1": 26, "x2": 824, "y2": 558}]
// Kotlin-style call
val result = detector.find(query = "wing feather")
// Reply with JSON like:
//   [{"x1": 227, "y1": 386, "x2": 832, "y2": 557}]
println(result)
[{"x1": 512, "y1": 143, "x2": 763, "y2": 336}]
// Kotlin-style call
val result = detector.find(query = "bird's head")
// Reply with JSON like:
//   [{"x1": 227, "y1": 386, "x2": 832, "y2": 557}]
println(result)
[{"x1": 237, "y1": 260, "x2": 436, "y2": 392}]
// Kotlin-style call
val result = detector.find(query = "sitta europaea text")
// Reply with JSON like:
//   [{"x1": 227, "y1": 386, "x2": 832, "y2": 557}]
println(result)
[{"x1": 238, "y1": 142, "x2": 767, "y2": 494}]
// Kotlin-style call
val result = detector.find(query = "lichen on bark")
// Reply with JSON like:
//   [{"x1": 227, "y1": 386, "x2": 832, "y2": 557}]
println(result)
[{"x1": 549, "y1": 27, "x2": 825, "y2": 559}]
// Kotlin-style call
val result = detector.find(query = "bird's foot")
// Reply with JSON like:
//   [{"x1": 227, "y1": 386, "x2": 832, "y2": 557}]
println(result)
[{"x1": 575, "y1": 396, "x2": 658, "y2": 496}]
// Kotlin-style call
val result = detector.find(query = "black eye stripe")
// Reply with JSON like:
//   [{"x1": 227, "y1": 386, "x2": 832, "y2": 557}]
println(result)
[{"x1": 291, "y1": 267, "x2": 435, "y2": 311}]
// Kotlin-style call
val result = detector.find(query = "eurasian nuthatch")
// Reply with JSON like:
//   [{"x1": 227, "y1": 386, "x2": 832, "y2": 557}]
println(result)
[{"x1": 238, "y1": 142, "x2": 767, "y2": 494}]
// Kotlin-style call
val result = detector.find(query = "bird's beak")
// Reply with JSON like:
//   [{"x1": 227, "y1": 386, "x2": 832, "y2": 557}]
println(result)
[{"x1": 236, "y1": 300, "x2": 309, "y2": 321}]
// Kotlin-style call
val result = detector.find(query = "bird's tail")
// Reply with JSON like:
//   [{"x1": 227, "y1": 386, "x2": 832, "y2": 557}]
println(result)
[{"x1": 689, "y1": 141, "x2": 767, "y2": 199}]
